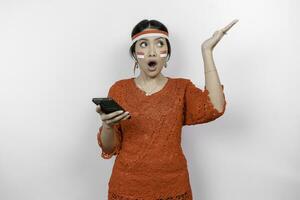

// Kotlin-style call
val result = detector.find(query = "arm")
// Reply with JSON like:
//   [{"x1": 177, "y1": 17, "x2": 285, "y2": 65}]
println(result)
[
  {"x1": 99, "y1": 124, "x2": 118, "y2": 154},
  {"x1": 201, "y1": 49, "x2": 225, "y2": 112},
  {"x1": 97, "y1": 123, "x2": 122, "y2": 159},
  {"x1": 96, "y1": 82, "x2": 126, "y2": 159},
  {"x1": 201, "y1": 19, "x2": 239, "y2": 112}
]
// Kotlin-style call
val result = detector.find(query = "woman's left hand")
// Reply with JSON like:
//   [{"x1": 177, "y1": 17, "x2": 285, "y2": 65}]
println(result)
[{"x1": 201, "y1": 19, "x2": 239, "y2": 51}]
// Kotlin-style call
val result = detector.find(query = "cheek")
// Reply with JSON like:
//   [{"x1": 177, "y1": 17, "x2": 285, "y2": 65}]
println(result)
[
  {"x1": 136, "y1": 51, "x2": 145, "y2": 59},
  {"x1": 159, "y1": 50, "x2": 168, "y2": 58}
]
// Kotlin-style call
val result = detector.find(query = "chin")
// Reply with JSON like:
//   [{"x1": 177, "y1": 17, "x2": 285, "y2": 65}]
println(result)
[{"x1": 149, "y1": 68, "x2": 163, "y2": 73}]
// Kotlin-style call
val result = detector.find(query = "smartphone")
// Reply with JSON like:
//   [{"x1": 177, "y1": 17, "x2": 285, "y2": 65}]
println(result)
[{"x1": 92, "y1": 98, "x2": 131, "y2": 119}]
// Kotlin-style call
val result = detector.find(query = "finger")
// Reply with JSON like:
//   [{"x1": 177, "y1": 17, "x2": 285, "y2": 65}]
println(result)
[
  {"x1": 102, "y1": 110, "x2": 124, "y2": 121},
  {"x1": 107, "y1": 111, "x2": 129, "y2": 124},
  {"x1": 121, "y1": 113, "x2": 131, "y2": 120},
  {"x1": 114, "y1": 111, "x2": 130, "y2": 122},
  {"x1": 96, "y1": 105, "x2": 102, "y2": 114},
  {"x1": 103, "y1": 119, "x2": 116, "y2": 126},
  {"x1": 221, "y1": 19, "x2": 239, "y2": 34},
  {"x1": 118, "y1": 111, "x2": 129, "y2": 118},
  {"x1": 223, "y1": 19, "x2": 238, "y2": 33}
]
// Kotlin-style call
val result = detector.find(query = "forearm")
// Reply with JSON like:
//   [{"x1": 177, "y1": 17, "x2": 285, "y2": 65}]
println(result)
[
  {"x1": 201, "y1": 48, "x2": 225, "y2": 112},
  {"x1": 99, "y1": 124, "x2": 118, "y2": 153}
]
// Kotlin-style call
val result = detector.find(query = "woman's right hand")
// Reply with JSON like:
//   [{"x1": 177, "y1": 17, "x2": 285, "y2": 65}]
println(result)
[{"x1": 96, "y1": 105, "x2": 131, "y2": 129}]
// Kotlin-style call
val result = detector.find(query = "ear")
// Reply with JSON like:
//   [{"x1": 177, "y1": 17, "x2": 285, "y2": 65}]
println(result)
[
  {"x1": 131, "y1": 42, "x2": 138, "y2": 61},
  {"x1": 133, "y1": 52, "x2": 138, "y2": 62},
  {"x1": 166, "y1": 53, "x2": 170, "y2": 61}
]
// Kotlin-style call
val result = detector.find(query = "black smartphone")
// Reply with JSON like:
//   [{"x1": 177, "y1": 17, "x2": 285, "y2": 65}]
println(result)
[
  {"x1": 93, "y1": 97, "x2": 131, "y2": 119},
  {"x1": 92, "y1": 97, "x2": 124, "y2": 114}
]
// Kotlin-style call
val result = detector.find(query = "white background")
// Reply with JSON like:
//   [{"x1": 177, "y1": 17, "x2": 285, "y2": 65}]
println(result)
[{"x1": 1, "y1": 0, "x2": 299, "y2": 199}]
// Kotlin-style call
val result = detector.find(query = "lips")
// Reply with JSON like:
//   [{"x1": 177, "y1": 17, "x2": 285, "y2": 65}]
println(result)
[{"x1": 147, "y1": 61, "x2": 157, "y2": 71}]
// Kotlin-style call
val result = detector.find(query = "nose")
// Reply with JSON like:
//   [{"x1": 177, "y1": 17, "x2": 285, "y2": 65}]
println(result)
[{"x1": 148, "y1": 44, "x2": 157, "y2": 57}]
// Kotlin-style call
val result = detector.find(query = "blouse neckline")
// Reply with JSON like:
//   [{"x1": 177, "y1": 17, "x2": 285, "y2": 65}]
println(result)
[{"x1": 131, "y1": 77, "x2": 171, "y2": 97}]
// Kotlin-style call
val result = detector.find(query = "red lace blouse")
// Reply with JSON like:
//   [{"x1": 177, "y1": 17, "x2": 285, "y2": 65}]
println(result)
[{"x1": 96, "y1": 77, "x2": 226, "y2": 200}]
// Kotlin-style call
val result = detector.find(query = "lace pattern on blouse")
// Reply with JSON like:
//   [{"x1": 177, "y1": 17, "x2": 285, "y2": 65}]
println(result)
[
  {"x1": 97, "y1": 124, "x2": 122, "y2": 159},
  {"x1": 95, "y1": 78, "x2": 226, "y2": 200},
  {"x1": 183, "y1": 80, "x2": 226, "y2": 125},
  {"x1": 109, "y1": 190, "x2": 191, "y2": 200},
  {"x1": 96, "y1": 81, "x2": 124, "y2": 159}
]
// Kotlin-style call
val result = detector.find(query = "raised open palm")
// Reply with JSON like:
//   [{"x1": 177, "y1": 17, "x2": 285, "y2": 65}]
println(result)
[{"x1": 202, "y1": 19, "x2": 239, "y2": 51}]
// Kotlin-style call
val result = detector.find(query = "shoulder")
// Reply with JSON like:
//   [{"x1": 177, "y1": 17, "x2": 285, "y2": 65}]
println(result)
[
  {"x1": 170, "y1": 77, "x2": 192, "y2": 87},
  {"x1": 167, "y1": 76, "x2": 188, "y2": 82},
  {"x1": 107, "y1": 78, "x2": 133, "y2": 98},
  {"x1": 107, "y1": 78, "x2": 131, "y2": 100},
  {"x1": 110, "y1": 78, "x2": 132, "y2": 89}
]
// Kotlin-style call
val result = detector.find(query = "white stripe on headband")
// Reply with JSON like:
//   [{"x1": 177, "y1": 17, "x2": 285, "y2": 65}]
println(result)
[{"x1": 131, "y1": 33, "x2": 169, "y2": 46}]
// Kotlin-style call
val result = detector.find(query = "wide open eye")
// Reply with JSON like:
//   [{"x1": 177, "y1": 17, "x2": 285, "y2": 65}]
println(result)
[
  {"x1": 157, "y1": 40, "x2": 164, "y2": 47},
  {"x1": 140, "y1": 41, "x2": 147, "y2": 48}
]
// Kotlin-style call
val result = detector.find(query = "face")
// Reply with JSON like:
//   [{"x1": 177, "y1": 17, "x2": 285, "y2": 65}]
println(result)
[{"x1": 134, "y1": 33, "x2": 169, "y2": 78}]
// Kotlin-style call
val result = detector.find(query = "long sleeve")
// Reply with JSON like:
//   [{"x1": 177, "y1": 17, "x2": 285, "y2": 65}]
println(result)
[
  {"x1": 182, "y1": 79, "x2": 226, "y2": 126},
  {"x1": 96, "y1": 124, "x2": 122, "y2": 159},
  {"x1": 96, "y1": 81, "x2": 123, "y2": 159}
]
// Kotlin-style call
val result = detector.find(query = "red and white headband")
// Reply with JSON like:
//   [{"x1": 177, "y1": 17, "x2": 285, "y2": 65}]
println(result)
[{"x1": 131, "y1": 29, "x2": 169, "y2": 46}]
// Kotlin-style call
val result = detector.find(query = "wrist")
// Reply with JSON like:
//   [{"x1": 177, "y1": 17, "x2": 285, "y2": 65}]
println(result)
[
  {"x1": 202, "y1": 48, "x2": 213, "y2": 56},
  {"x1": 102, "y1": 122, "x2": 114, "y2": 130},
  {"x1": 205, "y1": 69, "x2": 217, "y2": 74}
]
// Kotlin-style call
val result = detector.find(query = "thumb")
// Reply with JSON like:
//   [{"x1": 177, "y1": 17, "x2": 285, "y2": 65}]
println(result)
[{"x1": 96, "y1": 105, "x2": 102, "y2": 114}]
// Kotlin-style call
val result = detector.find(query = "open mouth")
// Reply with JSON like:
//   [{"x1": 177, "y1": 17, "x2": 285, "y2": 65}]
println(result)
[{"x1": 147, "y1": 61, "x2": 157, "y2": 68}]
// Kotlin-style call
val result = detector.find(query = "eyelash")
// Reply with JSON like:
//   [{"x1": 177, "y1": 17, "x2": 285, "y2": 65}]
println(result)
[{"x1": 140, "y1": 40, "x2": 164, "y2": 48}]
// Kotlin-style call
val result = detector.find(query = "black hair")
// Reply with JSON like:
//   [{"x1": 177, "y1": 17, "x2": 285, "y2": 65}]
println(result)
[{"x1": 129, "y1": 19, "x2": 171, "y2": 62}]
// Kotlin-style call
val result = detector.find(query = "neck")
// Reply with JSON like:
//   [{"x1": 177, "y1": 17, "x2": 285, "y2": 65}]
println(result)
[{"x1": 136, "y1": 73, "x2": 166, "y2": 84}]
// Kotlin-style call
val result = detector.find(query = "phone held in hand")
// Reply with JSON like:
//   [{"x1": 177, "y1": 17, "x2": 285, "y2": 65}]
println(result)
[
  {"x1": 93, "y1": 97, "x2": 131, "y2": 119},
  {"x1": 92, "y1": 97, "x2": 125, "y2": 114}
]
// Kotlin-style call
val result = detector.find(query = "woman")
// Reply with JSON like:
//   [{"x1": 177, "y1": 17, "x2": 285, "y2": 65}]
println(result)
[{"x1": 96, "y1": 19, "x2": 238, "y2": 200}]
